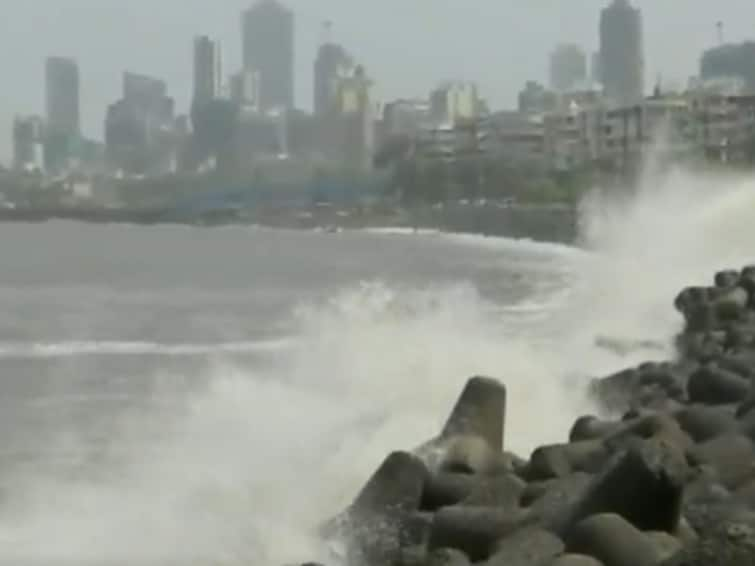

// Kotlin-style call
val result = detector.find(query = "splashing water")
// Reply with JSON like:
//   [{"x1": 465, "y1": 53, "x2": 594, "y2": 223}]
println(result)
[{"x1": 2, "y1": 164, "x2": 755, "y2": 564}]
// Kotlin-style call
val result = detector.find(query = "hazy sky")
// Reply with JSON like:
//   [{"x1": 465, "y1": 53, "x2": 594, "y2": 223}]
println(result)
[{"x1": 2, "y1": 0, "x2": 755, "y2": 164}]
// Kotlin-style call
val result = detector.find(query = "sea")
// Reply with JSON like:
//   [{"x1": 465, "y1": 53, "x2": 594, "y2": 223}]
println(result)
[{"x1": 0, "y1": 166, "x2": 754, "y2": 564}]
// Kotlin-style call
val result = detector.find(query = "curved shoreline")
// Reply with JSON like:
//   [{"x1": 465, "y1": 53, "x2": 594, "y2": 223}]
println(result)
[{"x1": 0, "y1": 203, "x2": 578, "y2": 244}]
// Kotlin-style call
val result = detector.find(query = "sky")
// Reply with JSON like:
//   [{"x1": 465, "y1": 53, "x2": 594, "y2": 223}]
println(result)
[{"x1": 1, "y1": 0, "x2": 755, "y2": 165}]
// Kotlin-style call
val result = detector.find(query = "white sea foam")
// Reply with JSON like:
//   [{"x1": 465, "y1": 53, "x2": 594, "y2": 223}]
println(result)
[{"x1": 0, "y1": 339, "x2": 289, "y2": 359}]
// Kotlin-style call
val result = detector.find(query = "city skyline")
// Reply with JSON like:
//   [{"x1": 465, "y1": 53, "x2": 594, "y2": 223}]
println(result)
[{"x1": 2, "y1": 0, "x2": 755, "y2": 164}]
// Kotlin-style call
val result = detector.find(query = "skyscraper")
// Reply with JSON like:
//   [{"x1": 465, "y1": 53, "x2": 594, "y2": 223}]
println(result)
[
  {"x1": 314, "y1": 42, "x2": 353, "y2": 116},
  {"x1": 599, "y1": 0, "x2": 644, "y2": 104},
  {"x1": 45, "y1": 56, "x2": 80, "y2": 136},
  {"x1": 193, "y1": 36, "x2": 223, "y2": 105},
  {"x1": 242, "y1": 0, "x2": 294, "y2": 110},
  {"x1": 549, "y1": 44, "x2": 588, "y2": 92}
]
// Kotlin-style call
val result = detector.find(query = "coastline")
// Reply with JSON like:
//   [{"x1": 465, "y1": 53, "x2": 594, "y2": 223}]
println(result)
[{"x1": 0, "y1": 202, "x2": 578, "y2": 244}]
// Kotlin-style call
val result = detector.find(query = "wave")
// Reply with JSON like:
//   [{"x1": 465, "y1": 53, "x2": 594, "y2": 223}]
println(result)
[{"x1": 0, "y1": 339, "x2": 290, "y2": 359}]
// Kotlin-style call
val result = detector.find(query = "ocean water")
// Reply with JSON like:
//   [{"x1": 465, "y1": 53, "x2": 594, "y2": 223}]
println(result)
[{"x1": 0, "y1": 165, "x2": 754, "y2": 564}]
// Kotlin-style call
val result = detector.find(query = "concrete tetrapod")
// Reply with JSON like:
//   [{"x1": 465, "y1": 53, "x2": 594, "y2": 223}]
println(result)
[
  {"x1": 416, "y1": 376, "x2": 508, "y2": 475},
  {"x1": 554, "y1": 438, "x2": 687, "y2": 536},
  {"x1": 428, "y1": 505, "x2": 536, "y2": 562},
  {"x1": 324, "y1": 451, "x2": 429, "y2": 566},
  {"x1": 484, "y1": 526, "x2": 565, "y2": 566},
  {"x1": 565, "y1": 513, "x2": 659, "y2": 566}
]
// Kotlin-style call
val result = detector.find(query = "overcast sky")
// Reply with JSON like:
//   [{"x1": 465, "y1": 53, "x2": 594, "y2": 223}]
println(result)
[{"x1": 1, "y1": 0, "x2": 754, "y2": 164}]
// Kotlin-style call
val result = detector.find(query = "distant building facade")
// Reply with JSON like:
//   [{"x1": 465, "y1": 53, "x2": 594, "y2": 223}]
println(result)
[
  {"x1": 430, "y1": 82, "x2": 480, "y2": 124},
  {"x1": 599, "y1": 0, "x2": 644, "y2": 105},
  {"x1": 314, "y1": 42, "x2": 353, "y2": 116},
  {"x1": 193, "y1": 36, "x2": 223, "y2": 105},
  {"x1": 700, "y1": 42, "x2": 755, "y2": 93},
  {"x1": 45, "y1": 57, "x2": 80, "y2": 137},
  {"x1": 550, "y1": 44, "x2": 588, "y2": 92},
  {"x1": 332, "y1": 66, "x2": 375, "y2": 171},
  {"x1": 242, "y1": 0, "x2": 295, "y2": 110},
  {"x1": 230, "y1": 69, "x2": 261, "y2": 110},
  {"x1": 382, "y1": 99, "x2": 433, "y2": 138},
  {"x1": 45, "y1": 57, "x2": 81, "y2": 174},
  {"x1": 105, "y1": 72, "x2": 178, "y2": 175},
  {"x1": 12, "y1": 116, "x2": 45, "y2": 173},
  {"x1": 518, "y1": 81, "x2": 557, "y2": 115}
]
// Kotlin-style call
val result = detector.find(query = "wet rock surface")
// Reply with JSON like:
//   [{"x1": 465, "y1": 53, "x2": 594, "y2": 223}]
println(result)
[{"x1": 307, "y1": 265, "x2": 755, "y2": 566}]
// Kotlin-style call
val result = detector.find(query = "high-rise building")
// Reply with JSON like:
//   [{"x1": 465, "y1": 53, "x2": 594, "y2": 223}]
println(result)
[
  {"x1": 242, "y1": 0, "x2": 294, "y2": 110},
  {"x1": 591, "y1": 51, "x2": 602, "y2": 83},
  {"x1": 314, "y1": 42, "x2": 353, "y2": 116},
  {"x1": 45, "y1": 56, "x2": 80, "y2": 136},
  {"x1": 549, "y1": 44, "x2": 588, "y2": 92},
  {"x1": 599, "y1": 0, "x2": 644, "y2": 104},
  {"x1": 193, "y1": 36, "x2": 223, "y2": 105}
]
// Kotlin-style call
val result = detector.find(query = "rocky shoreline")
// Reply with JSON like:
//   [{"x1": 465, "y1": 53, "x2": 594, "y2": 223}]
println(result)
[{"x1": 306, "y1": 264, "x2": 755, "y2": 566}]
